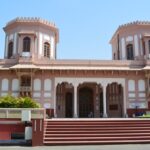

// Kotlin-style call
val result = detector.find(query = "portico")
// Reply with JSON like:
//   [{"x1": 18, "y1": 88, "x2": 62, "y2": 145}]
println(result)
[{"x1": 54, "y1": 77, "x2": 126, "y2": 118}]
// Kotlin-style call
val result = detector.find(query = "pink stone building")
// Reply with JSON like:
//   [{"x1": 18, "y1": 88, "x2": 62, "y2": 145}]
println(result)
[{"x1": 1, "y1": 18, "x2": 150, "y2": 118}]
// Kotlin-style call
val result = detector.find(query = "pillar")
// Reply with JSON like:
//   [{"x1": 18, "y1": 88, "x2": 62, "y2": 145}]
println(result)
[
  {"x1": 32, "y1": 119, "x2": 44, "y2": 146},
  {"x1": 123, "y1": 85, "x2": 127, "y2": 117},
  {"x1": 121, "y1": 38, "x2": 126, "y2": 60},
  {"x1": 54, "y1": 83, "x2": 57, "y2": 118},
  {"x1": 50, "y1": 36, "x2": 55, "y2": 59},
  {"x1": 134, "y1": 35, "x2": 139, "y2": 57},
  {"x1": 4, "y1": 35, "x2": 8, "y2": 58},
  {"x1": 13, "y1": 33, "x2": 17, "y2": 55},
  {"x1": 73, "y1": 83, "x2": 78, "y2": 118},
  {"x1": 103, "y1": 84, "x2": 107, "y2": 117}
]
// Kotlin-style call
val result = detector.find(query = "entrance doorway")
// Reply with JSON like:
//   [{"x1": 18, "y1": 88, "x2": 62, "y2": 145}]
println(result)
[
  {"x1": 65, "y1": 92, "x2": 73, "y2": 118},
  {"x1": 99, "y1": 91, "x2": 103, "y2": 117},
  {"x1": 106, "y1": 83, "x2": 123, "y2": 117},
  {"x1": 79, "y1": 87, "x2": 94, "y2": 118}
]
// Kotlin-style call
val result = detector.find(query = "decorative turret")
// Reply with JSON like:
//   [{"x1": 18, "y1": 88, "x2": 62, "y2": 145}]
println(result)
[
  {"x1": 3, "y1": 17, "x2": 59, "y2": 60},
  {"x1": 110, "y1": 21, "x2": 150, "y2": 61}
]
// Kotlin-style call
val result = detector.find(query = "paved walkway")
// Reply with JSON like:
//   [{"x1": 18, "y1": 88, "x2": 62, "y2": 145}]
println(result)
[{"x1": 0, "y1": 144, "x2": 150, "y2": 150}]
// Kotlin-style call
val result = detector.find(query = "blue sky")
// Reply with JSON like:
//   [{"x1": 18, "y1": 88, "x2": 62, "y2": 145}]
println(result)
[{"x1": 0, "y1": 0, "x2": 150, "y2": 59}]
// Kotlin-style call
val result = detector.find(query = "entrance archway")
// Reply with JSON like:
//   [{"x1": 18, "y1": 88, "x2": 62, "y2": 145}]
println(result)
[
  {"x1": 79, "y1": 87, "x2": 94, "y2": 118},
  {"x1": 56, "y1": 82, "x2": 73, "y2": 118},
  {"x1": 106, "y1": 83, "x2": 123, "y2": 117}
]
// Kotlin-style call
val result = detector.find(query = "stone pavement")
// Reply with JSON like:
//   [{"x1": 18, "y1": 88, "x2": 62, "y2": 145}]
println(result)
[{"x1": 0, "y1": 144, "x2": 150, "y2": 150}]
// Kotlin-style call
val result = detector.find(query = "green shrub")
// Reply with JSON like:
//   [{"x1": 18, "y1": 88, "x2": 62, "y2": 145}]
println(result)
[
  {"x1": 0, "y1": 95, "x2": 18, "y2": 108},
  {"x1": 0, "y1": 95, "x2": 40, "y2": 108},
  {"x1": 17, "y1": 97, "x2": 40, "y2": 108},
  {"x1": 140, "y1": 114, "x2": 150, "y2": 118}
]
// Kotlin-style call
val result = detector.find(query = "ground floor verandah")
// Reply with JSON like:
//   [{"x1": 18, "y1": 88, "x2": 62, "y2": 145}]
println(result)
[{"x1": 54, "y1": 77, "x2": 126, "y2": 118}]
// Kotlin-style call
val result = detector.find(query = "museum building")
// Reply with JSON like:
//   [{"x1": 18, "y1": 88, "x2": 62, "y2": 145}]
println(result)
[{"x1": 0, "y1": 17, "x2": 150, "y2": 118}]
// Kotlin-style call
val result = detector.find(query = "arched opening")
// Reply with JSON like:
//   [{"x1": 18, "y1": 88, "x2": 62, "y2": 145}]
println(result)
[
  {"x1": 56, "y1": 82, "x2": 74, "y2": 118},
  {"x1": 106, "y1": 83, "x2": 123, "y2": 117},
  {"x1": 126, "y1": 44, "x2": 134, "y2": 60},
  {"x1": 23, "y1": 37, "x2": 31, "y2": 52},
  {"x1": 79, "y1": 87, "x2": 94, "y2": 118},
  {"x1": 8, "y1": 42, "x2": 13, "y2": 58}
]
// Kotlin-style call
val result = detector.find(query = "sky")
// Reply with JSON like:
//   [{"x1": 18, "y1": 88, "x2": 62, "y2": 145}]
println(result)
[{"x1": 0, "y1": 0, "x2": 150, "y2": 60}]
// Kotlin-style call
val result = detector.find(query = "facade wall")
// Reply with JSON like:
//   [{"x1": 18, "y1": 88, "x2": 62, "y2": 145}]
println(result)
[
  {"x1": 0, "y1": 71, "x2": 55, "y2": 109},
  {"x1": 0, "y1": 69, "x2": 148, "y2": 117}
]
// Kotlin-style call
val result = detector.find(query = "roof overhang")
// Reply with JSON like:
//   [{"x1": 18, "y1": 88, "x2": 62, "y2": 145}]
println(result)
[
  {"x1": 10, "y1": 64, "x2": 39, "y2": 69},
  {"x1": 39, "y1": 66, "x2": 142, "y2": 71}
]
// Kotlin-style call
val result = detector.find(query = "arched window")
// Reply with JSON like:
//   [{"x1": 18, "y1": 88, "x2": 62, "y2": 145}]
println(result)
[
  {"x1": 23, "y1": 37, "x2": 30, "y2": 52},
  {"x1": 126, "y1": 44, "x2": 134, "y2": 60},
  {"x1": 8, "y1": 42, "x2": 13, "y2": 58},
  {"x1": 148, "y1": 40, "x2": 150, "y2": 53},
  {"x1": 44, "y1": 42, "x2": 50, "y2": 58}
]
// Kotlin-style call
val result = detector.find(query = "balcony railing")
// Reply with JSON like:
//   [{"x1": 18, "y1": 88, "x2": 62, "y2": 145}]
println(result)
[{"x1": 20, "y1": 86, "x2": 31, "y2": 92}]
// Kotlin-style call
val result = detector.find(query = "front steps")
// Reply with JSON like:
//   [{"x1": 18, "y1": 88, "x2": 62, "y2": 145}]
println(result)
[{"x1": 43, "y1": 119, "x2": 150, "y2": 145}]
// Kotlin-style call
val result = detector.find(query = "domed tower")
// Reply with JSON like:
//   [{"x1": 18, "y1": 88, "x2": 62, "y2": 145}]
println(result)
[
  {"x1": 110, "y1": 21, "x2": 150, "y2": 60},
  {"x1": 2, "y1": 17, "x2": 59, "y2": 98},
  {"x1": 3, "y1": 17, "x2": 59, "y2": 61}
]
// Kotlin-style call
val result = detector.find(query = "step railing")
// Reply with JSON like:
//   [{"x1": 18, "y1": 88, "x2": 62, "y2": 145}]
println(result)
[{"x1": 0, "y1": 108, "x2": 46, "y2": 119}]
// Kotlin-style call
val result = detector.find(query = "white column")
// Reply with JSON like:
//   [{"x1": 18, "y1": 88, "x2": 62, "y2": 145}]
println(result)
[
  {"x1": 73, "y1": 83, "x2": 78, "y2": 118},
  {"x1": 50, "y1": 36, "x2": 55, "y2": 59},
  {"x1": 139, "y1": 34, "x2": 143, "y2": 56},
  {"x1": 121, "y1": 38, "x2": 126, "y2": 60},
  {"x1": 123, "y1": 85, "x2": 127, "y2": 117},
  {"x1": 134, "y1": 35, "x2": 139, "y2": 57},
  {"x1": 54, "y1": 82, "x2": 57, "y2": 118},
  {"x1": 103, "y1": 84, "x2": 107, "y2": 117},
  {"x1": 38, "y1": 32, "x2": 43, "y2": 58},
  {"x1": 13, "y1": 33, "x2": 17, "y2": 55},
  {"x1": 5, "y1": 35, "x2": 9, "y2": 58}
]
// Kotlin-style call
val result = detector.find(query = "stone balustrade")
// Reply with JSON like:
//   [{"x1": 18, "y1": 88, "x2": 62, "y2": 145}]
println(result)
[{"x1": 0, "y1": 108, "x2": 46, "y2": 119}]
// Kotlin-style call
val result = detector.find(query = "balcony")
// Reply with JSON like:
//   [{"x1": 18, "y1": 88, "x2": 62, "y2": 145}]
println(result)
[
  {"x1": 19, "y1": 52, "x2": 32, "y2": 64},
  {"x1": 21, "y1": 52, "x2": 31, "y2": 57}
]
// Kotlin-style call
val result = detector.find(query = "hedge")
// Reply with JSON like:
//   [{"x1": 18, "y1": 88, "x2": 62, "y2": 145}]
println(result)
[{"x1": 0, "y1": 95, "x2": 40, "y2": 108}]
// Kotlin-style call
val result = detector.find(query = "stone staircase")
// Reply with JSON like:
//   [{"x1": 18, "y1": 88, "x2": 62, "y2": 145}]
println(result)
[{"x1": 43, "y1": 119, "x2": 150, "y2": 145}]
